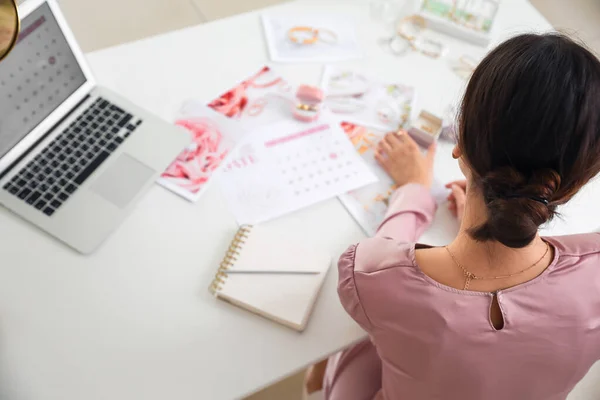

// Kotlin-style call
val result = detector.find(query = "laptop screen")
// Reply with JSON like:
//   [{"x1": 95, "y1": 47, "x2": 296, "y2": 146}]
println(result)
[{"x1": 0, "y1": 2, "x2": 87, "y2": 158}]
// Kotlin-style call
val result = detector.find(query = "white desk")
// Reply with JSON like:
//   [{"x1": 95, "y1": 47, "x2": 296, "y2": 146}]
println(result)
[{"x1": 1, "y1": 1, "x2": 598, "y2": 399}]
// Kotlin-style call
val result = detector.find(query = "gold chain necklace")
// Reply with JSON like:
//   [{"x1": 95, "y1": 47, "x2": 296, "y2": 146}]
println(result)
[{"x1": 445, "y1": 242, "x2": 550, "y2": 290}]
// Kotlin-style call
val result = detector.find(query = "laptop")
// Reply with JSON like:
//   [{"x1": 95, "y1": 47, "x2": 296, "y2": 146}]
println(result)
[{"x1": 0, "y1": 0, "x2": 189, "y2": 253}]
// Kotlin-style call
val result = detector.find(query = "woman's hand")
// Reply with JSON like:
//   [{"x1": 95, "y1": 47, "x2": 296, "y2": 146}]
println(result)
[
  {"x1": 375, "y1": 130, "x2": 436, "y2": 188},
  {"x1": 445, "y1": 180, "x2": 467, "y2": 221}
]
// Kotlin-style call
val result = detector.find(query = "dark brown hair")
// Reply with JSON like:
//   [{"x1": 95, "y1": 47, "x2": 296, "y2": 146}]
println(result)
[{"x1": 459, "y1": 33, "x2": 600, "y2": 248}]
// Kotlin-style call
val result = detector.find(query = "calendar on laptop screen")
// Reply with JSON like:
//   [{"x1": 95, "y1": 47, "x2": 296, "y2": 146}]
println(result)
[{"x1": 0, "y1": 3, "x2": 86, "y2": 158}]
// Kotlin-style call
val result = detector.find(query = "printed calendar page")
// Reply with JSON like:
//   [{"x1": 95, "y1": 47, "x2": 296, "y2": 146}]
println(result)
[
  {"x1": 218, "y1": 117, "x2": 378, "y2": 225},
  {"x1": 0, "y1": 2, "x2": 86, "y2": 158}
]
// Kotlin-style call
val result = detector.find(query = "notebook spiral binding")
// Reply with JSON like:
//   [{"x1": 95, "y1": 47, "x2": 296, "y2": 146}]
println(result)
[{"x1": 209, "y1": 225, "x2": 253, "y2": 294}]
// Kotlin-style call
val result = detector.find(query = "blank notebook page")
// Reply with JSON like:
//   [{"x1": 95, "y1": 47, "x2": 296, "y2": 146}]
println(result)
[{"x1": 217, "y1": 226, "x2": 331, "y2": 331}]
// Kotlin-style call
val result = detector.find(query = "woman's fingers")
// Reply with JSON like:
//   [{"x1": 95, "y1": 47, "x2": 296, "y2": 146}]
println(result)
[
  {"x1": 384, "y1": 132, "x2": 402, "y2": 149},
  {"x1": 379, "y1": 136, "x2": 394, "y2": 154},
  {"x1": 426, "y1": 141, "x2": 437, "y2": 164},
  {"x1": 451, "y1": 184, "x2": 467, "y2": 220},
  {"x1": 375, "y1": 151, "x2": 389, "y2": 170},
  {"x1": 445, "y1": 179, "x2": 467, "y2": 189}
]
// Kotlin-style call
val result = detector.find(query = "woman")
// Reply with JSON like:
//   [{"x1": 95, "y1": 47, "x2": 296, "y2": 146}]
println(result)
[{"x1": 314, "y1": 33, "x2": 600, "y2": 399}]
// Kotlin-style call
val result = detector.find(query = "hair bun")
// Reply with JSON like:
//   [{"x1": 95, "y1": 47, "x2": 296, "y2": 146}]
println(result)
[{"x1": 472, "y1": 167, "x2": 561, "y2": 248}]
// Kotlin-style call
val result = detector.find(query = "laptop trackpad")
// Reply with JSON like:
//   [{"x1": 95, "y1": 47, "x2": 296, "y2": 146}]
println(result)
[{"x1": 90, "y1": 154, "x2": 155, "y2": 209}]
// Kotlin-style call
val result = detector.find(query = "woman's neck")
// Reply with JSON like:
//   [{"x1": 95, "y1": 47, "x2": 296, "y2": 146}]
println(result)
[{"x1": 450, "y1": 187, "x2": 549, "y2": 275}]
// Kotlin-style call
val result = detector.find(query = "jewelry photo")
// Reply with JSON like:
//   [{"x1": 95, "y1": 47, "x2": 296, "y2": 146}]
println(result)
[{"x1": 288, "y1": 26, "x2": 339, "y2": 45}]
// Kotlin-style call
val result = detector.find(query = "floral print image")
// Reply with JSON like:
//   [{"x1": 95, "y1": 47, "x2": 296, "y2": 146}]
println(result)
[
  {"x1": 208, "y1": 66, "x2": 291, "y2": 128},
  {"x1": 338, "y1": 121, "x2": 399, "y2": 236},
  {"x1": 158, "y1": 104, "x2": 244, "y2": 202}
]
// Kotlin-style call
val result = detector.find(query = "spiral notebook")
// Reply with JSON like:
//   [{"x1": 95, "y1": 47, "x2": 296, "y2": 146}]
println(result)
[{"x1": 209, "y1": 226, "x2": 331, "y2": 331}]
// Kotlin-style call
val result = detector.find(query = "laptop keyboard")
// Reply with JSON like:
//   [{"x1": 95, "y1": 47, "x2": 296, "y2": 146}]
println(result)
[{"x1": 3, "y1": 97, "x2": 143, "y2": 217}]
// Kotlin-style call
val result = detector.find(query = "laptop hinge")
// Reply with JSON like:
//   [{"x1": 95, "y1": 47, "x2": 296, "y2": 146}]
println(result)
[{"x1": 0, "y1": 94, "x2": 92, "y2": 181}]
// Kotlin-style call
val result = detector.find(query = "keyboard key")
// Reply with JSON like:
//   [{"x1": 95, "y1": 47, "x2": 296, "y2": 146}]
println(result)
[
  {"x1": 68, "y1": 156, "x2": 77, "y2": 164},
  {"x1": 66, "y1": 171, "x2": 75, "y2": 180},
  {"x1": 65, "y1": 148, "x2": 73, "y2": 155},
  {"x1": 110, "y1": 105, "x2": 125, "y2": 113},
  {"x1": 28, "y1": 191, "x2": 41, "y2": 204},
  {"x1": 50, "y1": 160, "x2": 60, "y2": 168},
  {"x1": 47, "y1": 177, "x2": 56, "y2": 185},
  {"x1": 58, "y1": 154, "x2": 66, "y2": 161},
  {"x1": 86, "y1": 115, "x2": 94, "y2": 122},
  {"x1": 81, "y1": 144, "x2": 90, "y2": 151},
  {"x1": 43, "y1": 193, "x2": 53, "y2": 200},
  {"x1": 111, "y1": 127, "x2": 119, "y2": 134},
  {"x1": 79, "y1": 158, "x2": 86, "y2": 166},
  {"x1": 99, "y1": 139, "x2": 107, "y2": 146},
  {"x1": 136, "y1": 120, "x2": 143, "y2": 126},
  {"x1": 74, "y1": 150, "x2": 110, "y2": 185},
  {"x1": 127, "y1": 124, "x2": 135, "y2": 131},
  {"x1": 74, "y1": 127, "x2": 81, "y2": 133},
  {"x1": 24, "y1": 172, "x2": 33, "y2": 180},
  {"x1": 107, "y1": 142, "x2": 117, "y2": 151},
  {"x1": 107, "y1": 120, "x2": 115, "y2": 127},
  {"x1": 58, "y1": 192, "x2": 69, "y2": 201},
  {"x1": 58, "y1": 178, "x2": 68, "y2": 187},
  {"x1": 18, "y1": 188, "x2": 31, "y2": 200},
  {"x1": 43, "y1": 207, "x2": 55, "y2": 216},
  {"x1": 50, "y1": 199, "x2": 62, "y2": 209},
  {"x1": 74, "y1": 150, "x2": 83, "y2": 158},
  {"x1": 60, "y1": 164, "x2": 69, "y2": 171},
  {"x1": 17, "y1": 179, "x2": 26, "y2": 187},
  {"x1": 40, "y1": 184, "x2": 49, "y2": 192},
  {"x1": 9, "y1": 186, "x2": 19, "y2": 195},
  {"x1": 91, "y1": 123, "x2": 98, "y2": 129},
  {"x1": 115, "y1": 136, "x2": 124, "y2": 144},
  {"x1": 98, "y1": 117, "x2": 105, "y2": 123},
  {"x1": 47, "y1": 152, "x2": 56, "y2": 159},
  {"x1": 117, "y1": 114, "x2": 133, "y2": 128},
  {"x1": 51, "y1": 186, "x2": 60, "y2": 194},
  {"x1": 29, "y1": 181, "x2": 39, "y2": 190},
  {"x1": 34, "y1": 200, "x2": 46, "y2": 210},
  {"x1": 43, "y1": 167, "x2": 52, "y2": 175},
  {"x1": 32, "y1": 165, "x2": 41, "y2": 173},
  {"x1": 99, "y1": 100, "x2": 109, "y2": 109},
  {"x1": 39, "y1": 159, "x2": 48, "y2": 166},
  {"x1": 65, "y1": 183, "x2": 77, "y2": 193}
]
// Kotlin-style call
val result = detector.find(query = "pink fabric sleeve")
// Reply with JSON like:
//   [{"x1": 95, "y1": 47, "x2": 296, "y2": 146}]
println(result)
[
  {"x1": 337, "y1": 183, "x2": 437, "y2": 331},
  {"x1": 338, "y1": 244, "x2": 374, "y2": 330},
  {"x1": 376, "y1": 183, "x2": 437, "y2": 242}
]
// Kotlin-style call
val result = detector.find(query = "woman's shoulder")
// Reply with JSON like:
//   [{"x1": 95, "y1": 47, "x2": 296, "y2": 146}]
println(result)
[
  {"x1": 546, "y1": 232, "x2": 600, "y2": 258},
  {"x1": 339, "y1": 237, "x2": 416, "y2": 275}
]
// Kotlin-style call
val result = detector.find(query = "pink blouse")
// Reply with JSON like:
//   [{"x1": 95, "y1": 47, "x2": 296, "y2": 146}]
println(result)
[{"x1": 337, "y1": 183, "x2": 600, "y2": 400}]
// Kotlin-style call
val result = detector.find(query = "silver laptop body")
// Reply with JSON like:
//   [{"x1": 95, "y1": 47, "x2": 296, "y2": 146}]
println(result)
[{"x1": 0, "y1": 0, "x2": 189, "y2": 253}]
